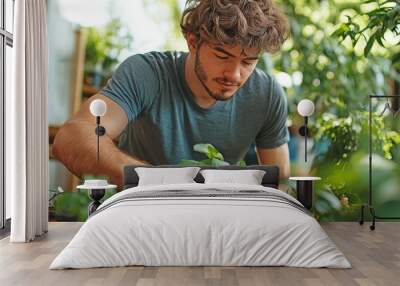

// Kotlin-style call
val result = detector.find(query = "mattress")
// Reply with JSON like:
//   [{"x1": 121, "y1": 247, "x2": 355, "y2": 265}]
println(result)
[{"x1": 50, "y1": 183, "x2": 351, "y2": 269}]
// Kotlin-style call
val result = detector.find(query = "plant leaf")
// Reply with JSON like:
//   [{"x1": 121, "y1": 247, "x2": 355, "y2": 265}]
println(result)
[
  {"x1": 318, "y1": 190, "x2": 342, "y2": 210},
  {"x1": 207, "y1": 145, "x2": 224, "y2": 160},
  {"x1": 364, "y1": 33, "x2": 376, "y2": 57},
  {"x1": 179, "y1": 159, "x2": 203, "y2": 166},
  {"x1": 331, "y1": 24, "x2": 348, "y2": 38},
  {"x1": 211, "y1": 158, "x2": 230, "y2": 167},
  {"x1": 193, "y1": 143, "x2": 213, "y2": 154},
  {"x1": 200, "y1": 159, "x2": 213, "y2": 166}
]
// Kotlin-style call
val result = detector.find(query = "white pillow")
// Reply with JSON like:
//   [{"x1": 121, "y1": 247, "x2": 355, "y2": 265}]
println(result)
[
  {"x1": 135, "y1": 167, "x2": 201, "y2": 186},
  {"x1": 200, "y1": 169, "x2": 266, "y2": 185}
]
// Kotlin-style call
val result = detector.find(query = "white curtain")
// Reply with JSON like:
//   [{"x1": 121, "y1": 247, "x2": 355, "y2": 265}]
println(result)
[{"x1": 6, "y1": 0, "x2": 49, "y2": 242}]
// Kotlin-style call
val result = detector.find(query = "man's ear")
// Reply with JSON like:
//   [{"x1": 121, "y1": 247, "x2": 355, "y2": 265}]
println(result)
[{"x1": 186, "y1": 32, "x2": 198, "y2": 53}]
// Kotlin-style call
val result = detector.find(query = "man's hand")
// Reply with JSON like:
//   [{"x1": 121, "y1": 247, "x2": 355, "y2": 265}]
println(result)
[{"x1": 256, "y1": 143, "x2": 290, "y2": 180}]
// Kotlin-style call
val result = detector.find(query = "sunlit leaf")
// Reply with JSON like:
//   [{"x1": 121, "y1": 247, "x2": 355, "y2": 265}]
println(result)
[
  {"x1": 364, "y1": 34, "x2": 376, "y2": 57},
  {"x1": 207, "y1": 145, "x2": 224, "y2": 160},
  {"x1": 211, "y1": 158, "x2": 230, "y2": 167},
  {"x1": 193, "y1": 143, "x2": 213, "y2": 155}
]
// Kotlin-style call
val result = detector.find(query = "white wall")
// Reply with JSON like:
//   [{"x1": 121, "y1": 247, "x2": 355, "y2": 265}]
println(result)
[
  {"x1": 48, "y1": 0, "x2": 75, "y2": 125},
  {"x1": 47, "y1": 0, "x2": 76, "y2": 191}
]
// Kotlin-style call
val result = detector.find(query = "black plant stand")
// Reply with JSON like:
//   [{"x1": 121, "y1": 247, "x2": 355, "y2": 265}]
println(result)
[{"x1": 359, "y1": 95, "x2": 400, "y2": 231}]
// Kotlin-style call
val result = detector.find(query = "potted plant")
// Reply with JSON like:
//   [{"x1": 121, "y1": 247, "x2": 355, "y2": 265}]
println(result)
[{"x1": 180, "y1": 143, "x2": 246, "y2": 167}]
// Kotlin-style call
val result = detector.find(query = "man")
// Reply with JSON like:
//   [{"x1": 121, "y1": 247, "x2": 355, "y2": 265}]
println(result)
[{"x1": 53, "y1": 0, "x2": 291, "y2": 187}]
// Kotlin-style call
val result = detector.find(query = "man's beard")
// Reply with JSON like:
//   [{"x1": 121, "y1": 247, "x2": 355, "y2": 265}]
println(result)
[{"x1": 194, "y1": 50, "x2": 236, "y2": 102}]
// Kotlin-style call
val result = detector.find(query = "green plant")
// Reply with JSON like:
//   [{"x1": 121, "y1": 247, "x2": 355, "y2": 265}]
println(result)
[
  {"x1": 312, "y1": 110, "x2": 400, "y2": 165},
  {"x1": 267, "y1": 0, "x2": 400, "y2": 219},
  {"x1": 314, "y1": 185, "x2": 343, "y2": 221},
  {"x1": 50, "y1": 174, "x2": 115, "y2": 222},
  {"x1": 85, "y1": 18, "x2": 133, "y2": 78},
  {"x1": 51, "y1": 188, "x2": 116, "y2": 222},
  {"x1": 312, "y1": 149, "x2": 400, "y2": 220},
  {"x1": 332, "y1": 0, "x2": 400, "y2": 57},
  {"x1": 309, "y1": 109, "x2": 400, "y2": 220},
  {"x1": 180, "y1": 143, "x2": 246, "y2": 167},
  {"x1": 52, "y1": 191, "x2": 91, "y2": 222},
  {"x1": 275, "y1": 0, "x2": 398, "y2": 116}
]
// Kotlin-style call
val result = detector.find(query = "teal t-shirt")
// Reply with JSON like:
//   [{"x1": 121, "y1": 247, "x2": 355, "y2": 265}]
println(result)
[{"x1": 100, "y1": 51, "x2": 289, "y2": 165}]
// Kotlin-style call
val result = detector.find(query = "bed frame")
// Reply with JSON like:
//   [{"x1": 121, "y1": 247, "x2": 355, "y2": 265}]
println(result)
[
  {"x1": 88, "y1": 165, "x2": 313, "y2": 215},
  {"x1": 87, "y1": 165, "x2": 280, "y2": 216},
  {"x1": 123, "y1": 164, "x2": 280, "y2": 189}
]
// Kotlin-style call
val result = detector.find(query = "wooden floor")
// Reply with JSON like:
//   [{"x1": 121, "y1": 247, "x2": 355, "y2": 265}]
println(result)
[{"x1": 0, "y1": 222, "x2": 399, "y2": 286}]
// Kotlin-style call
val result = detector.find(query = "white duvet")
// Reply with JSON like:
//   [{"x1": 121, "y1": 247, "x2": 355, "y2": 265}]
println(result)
[{"x1": 50, "y1": 183, "x2": 351, "y2": 269}]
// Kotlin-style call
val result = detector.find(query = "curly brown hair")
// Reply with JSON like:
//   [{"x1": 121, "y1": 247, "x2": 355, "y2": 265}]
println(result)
[{"x1": 180, "y1": 0, "x2": 289, "y2": 53}]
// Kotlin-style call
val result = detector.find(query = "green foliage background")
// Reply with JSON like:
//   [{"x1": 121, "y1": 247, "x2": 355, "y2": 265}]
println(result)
[
  {"x1": 51, "y1": 0, "x2": 400, "y2": 222},
  {"x1": 273, "y1": 0, "x2": 400, "y2": 220}
]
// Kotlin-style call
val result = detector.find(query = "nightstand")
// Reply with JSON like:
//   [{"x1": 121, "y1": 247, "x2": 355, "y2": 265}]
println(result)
[
  {"x1": 289, "y1": 177, "x2": 321, "y2": 210},
  {"x1": 77, "y1": 181, "x2": 116, "y2": 216}
]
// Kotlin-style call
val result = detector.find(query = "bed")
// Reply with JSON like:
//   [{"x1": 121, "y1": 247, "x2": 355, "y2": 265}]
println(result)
[{"x1": 50, "y1": 165, "x2": 351, "y2": 269}]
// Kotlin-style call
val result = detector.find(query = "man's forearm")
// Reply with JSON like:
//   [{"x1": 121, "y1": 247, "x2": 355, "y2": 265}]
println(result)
[
  {"x1": 52, "y1": 120, "x2": 148, "y2": 187},
  {"x1": 256, "y1": 144, "x2": 291, "y2": 180}
]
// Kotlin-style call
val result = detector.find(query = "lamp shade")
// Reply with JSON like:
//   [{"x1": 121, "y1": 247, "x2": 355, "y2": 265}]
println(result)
[
  {"x1": 297, "y1": 99, "x2": 315, "y2": 117},
  {"x1": 90, "y1": 99, "x2": 107, "y2": 117}
]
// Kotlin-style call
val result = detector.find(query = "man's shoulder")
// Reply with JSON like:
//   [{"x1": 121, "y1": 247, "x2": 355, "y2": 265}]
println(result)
[
  {"x1": 122, "y1": 51, "x2": 186, "y2": 68},
  {"x1": 245, "y1": 67, "x2": 274, "y2": 91},
  {"x1": 237, "y1": 68, "x2": 287, "y2": 116},
  {"x1": 241, "y1": 68, "x2": 283, "y2": 100}
]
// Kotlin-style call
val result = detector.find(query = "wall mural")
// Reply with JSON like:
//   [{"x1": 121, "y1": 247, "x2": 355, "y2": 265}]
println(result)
[{"x1": 47, "y1": 0, "x2": 400, "y2": 222}]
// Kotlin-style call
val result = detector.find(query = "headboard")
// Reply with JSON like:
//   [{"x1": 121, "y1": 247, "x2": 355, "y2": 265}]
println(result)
[{"x1": 123, "y1": 165, "x2": 280, "y2": 189}]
